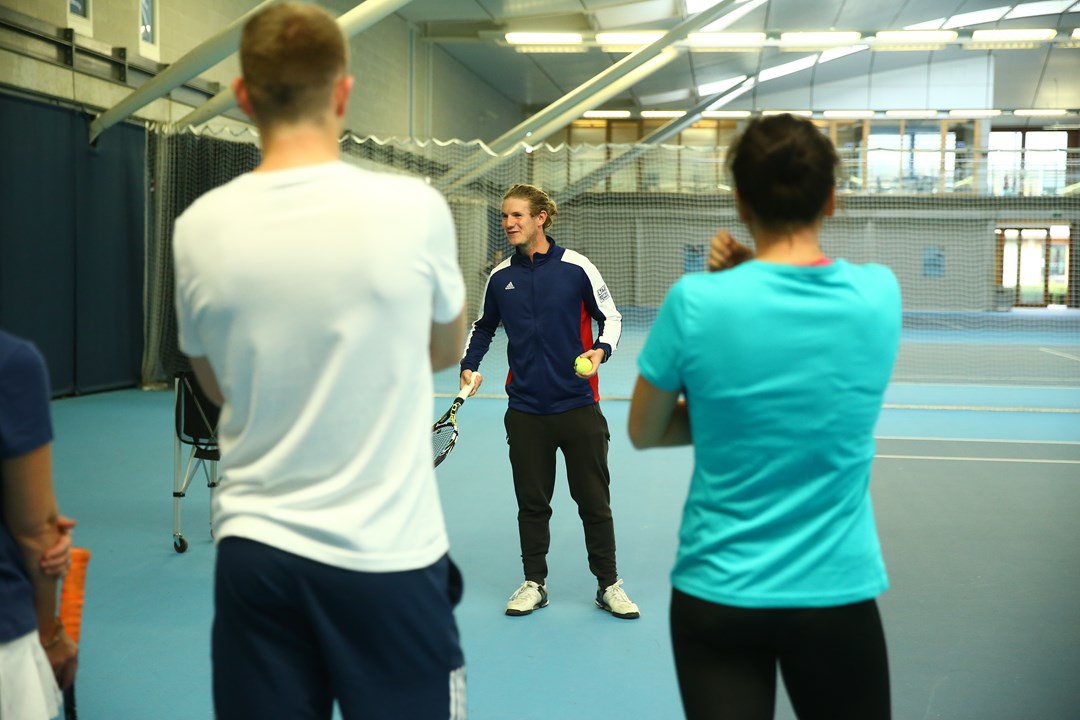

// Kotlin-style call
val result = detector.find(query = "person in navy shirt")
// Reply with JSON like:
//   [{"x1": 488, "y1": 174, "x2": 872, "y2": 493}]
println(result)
[
  {"x1": 460, "y1": 183, "x2": 640, "y2": 619},
  {"x1": 0, "y1": 329, "x2": 79, "y2": 718}
]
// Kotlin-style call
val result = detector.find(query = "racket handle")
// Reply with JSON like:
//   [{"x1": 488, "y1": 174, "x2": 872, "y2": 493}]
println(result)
[
  {"x1": 457, "y1": 373, "x2": 479, "y2": 401},
  {"x1": 64, "y1": 685, "x2": 77, "y2": 720}
]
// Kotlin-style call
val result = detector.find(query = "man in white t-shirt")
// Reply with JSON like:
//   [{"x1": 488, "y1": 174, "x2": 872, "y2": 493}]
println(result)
[{"x1": 172, "y1": 4, "x2": 468, "y2": 718}]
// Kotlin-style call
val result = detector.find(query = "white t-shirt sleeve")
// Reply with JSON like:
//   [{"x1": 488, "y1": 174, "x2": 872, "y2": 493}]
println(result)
[
  {"x1": 173, "y1": 211, "x2": 205, "y2": 358},
  {"x1": 424, "y1": 187, "x2": 466, "y2": 324}
]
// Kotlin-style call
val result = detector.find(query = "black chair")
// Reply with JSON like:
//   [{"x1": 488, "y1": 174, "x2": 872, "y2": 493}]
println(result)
[{"x1": 172, "y1": 372, "x2": 220, "y2": 553}]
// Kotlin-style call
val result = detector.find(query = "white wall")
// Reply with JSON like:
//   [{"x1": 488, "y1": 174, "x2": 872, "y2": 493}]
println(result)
[{"x1": 0, "y1": 0, "x2": 521, "y2": 140}]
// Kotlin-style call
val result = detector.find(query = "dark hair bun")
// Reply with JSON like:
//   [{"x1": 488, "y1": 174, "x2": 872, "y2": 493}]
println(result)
[{"x1": 727, "y1": 114, "x2": 839, "y2": 228}]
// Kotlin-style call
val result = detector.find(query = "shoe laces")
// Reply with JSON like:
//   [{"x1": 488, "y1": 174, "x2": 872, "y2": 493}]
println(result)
[
  {"x1": 511, "y1": 581, "x2": 540, "y2": 600},
  {"x1": 605, "y1": 579, "x2": 631, "y2": 604}
]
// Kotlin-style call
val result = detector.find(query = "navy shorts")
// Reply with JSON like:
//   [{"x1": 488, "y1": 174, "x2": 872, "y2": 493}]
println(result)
[{"x1": 212, "y1": 537, "x2": 466, "y2": 720}]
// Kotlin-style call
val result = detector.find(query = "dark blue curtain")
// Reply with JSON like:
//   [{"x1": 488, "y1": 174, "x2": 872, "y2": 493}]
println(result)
[{"x1": 0, "y1": 93, "x2": 144, "y2": 395}]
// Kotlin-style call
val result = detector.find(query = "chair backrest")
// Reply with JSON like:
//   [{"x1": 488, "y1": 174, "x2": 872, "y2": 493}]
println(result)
[{"x1": 175, "y1": 372, "x2": 220, "y2": 447}]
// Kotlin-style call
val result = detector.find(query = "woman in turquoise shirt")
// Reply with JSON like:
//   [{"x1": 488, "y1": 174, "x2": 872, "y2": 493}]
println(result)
[{"x1": 629, "y1": 114, "x2": 900, "y2": 720}]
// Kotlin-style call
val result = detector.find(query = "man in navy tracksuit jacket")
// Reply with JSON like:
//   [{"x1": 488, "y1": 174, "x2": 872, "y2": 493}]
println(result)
[{"x1": 459, "y1": 184, "x2": 640, "y2": 620}]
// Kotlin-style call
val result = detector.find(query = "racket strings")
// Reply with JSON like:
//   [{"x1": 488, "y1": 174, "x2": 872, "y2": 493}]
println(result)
[{"x1": 432, "y1": 424, "x2": 458, "y2": 459}]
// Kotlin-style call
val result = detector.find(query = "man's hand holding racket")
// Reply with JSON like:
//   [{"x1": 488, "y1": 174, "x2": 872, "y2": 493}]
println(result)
[{"x1": 431, "y1": 371, "x2": 481, "y2": 468}]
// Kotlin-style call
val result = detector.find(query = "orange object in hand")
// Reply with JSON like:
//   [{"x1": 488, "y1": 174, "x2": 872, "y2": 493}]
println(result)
[{"x1": 59, "y1": 547, "x2": 90, "y2": 644}]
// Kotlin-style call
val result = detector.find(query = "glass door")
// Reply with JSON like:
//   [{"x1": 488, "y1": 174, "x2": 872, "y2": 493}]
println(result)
[{"x1": 997, "y1": 225, "x2": 1073, "y2": 308}]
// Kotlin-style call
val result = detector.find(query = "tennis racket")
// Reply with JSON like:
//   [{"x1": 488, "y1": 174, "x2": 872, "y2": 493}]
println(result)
[
  {"x1": 60, "y1": 547, "x2": 90, "y2": 720},
  {"x1": 432, "y1": 375, "x2": 478, "y2": 468}
]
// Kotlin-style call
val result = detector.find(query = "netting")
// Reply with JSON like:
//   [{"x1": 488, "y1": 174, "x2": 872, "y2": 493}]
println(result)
[{"x1": 144, "y1": 126, "x2": 1080, "y2": 402}]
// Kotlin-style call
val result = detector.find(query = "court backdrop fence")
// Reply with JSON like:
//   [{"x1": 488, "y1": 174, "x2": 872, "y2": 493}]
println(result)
[{"x1": 143, "y1": 125, "x2": 1080, "y2": 404}]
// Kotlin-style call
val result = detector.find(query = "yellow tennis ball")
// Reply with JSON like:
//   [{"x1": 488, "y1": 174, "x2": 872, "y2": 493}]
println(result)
[{"x1": 574, "y1": 356, "x2": 593, "y2": 375}]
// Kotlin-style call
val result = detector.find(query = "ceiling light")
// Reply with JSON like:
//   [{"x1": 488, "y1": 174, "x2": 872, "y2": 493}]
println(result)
[
  {"x1": 702, "y1": 110, "x2": 752, "y2": 119},
  {"x1": 762, "y1": 110, "x2": 814, "y2": 117},
  {"x1": 511, "y1": 45, "x2": 588, "y2": 54},
  {"x1": 583, "y1": 110, "x2": 631, "y2": 119},
  {"x1": 758, "y1": 55, "x2": 819, "y2": 82},
  {"x1": 504, "y1": 32, "x2": 582, "y2": 45},
  {"x1": 948, "y1": 109, "x2": 1002, "y2": 117},
  {"x1": 595, "y1": 31, "x2": 664, "y2": 52},
  {"x1": 823, "y1": 110, "x2": 876, "y2": 119},
  {"x1": 780, "y1": 31, "x2": 862, "y2": 49},
  {"x1": 872, "y1": 30, "x2": 958, "y2": 51},
  {"x1": 641, "y1": 110, "x2": 687, "y2": 118},
  {"x1": 964, "y1": 28, "x2": 1058, "y2": 49},
  {"x1": 885, "y1": 110, "x2": 940, "y2": 119},
  {"x1": 942, "y1": 7, "x2": 1010, "y2": 29},
  {"x1": 971, "y1": 29, "x2": 1057, "y2": 41},
  {"x1": 697, "y1": 75, "x2": 748, "y2": 96},
  {"x1": 687, "y1": 32, "x2": 766, "y2": 50},
  {"x1": 1013, "y1": 108, "x2": 1069, "y2": 116}
]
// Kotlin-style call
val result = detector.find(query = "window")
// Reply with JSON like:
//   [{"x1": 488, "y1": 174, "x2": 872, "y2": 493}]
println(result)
[
  {"x1": 988, "y1": 131, "x2": 1022, "y2": 195},
  {"x1": 1023, "y1": 131, "x2": 1068, "y2": 196},
  {"x1": 67, "y1": 0, "x2": 92, "y2": 36},
  {"x1": 140, "y1": 0, "x2": 160, "y2": 60}
]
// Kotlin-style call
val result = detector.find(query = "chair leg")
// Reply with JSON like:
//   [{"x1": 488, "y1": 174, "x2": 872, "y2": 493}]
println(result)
[{"x1": 172, "y1": 396, "x2": 187, "y2": 553}]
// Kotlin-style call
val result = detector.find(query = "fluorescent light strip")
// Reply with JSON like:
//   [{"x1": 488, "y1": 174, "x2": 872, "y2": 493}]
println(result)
[
  {"x1": 823, "y1": 110, "x2": 876, "y2": 119},
  {"x1": 758, "y1": 54, "x2": 819, "y2": 82},
  {"x1": 512, "y1": 45, "x2": 588, "y2": 54},
  {"x1": 971, "y1": 29, "x2": 1057, "y2": 41},
  {"x1": 780, "y1": 31, "x2": 862, "y2": 46},
  {"x1": 948, "y1": 109, "x2": 1002, "y2": 117},
  {"x1": 875, "y1": 30, "x2": 957, "y2": 43},
  {"x1": 504, "y1": 32, "x2": 582, "y2": 45},
  {"x1": 885, "y1": 110, "x2": 940, "y2": 118},
  {"x1": 1013, "y1": 108, "x2": 1068, "y2": 116},
  {"x1": 687, "y1": 32, "x2": 766, "y2": 48},
  {"x1": 762, "y1": 110, "x2": 814, "y2": 117},
  {"x1": 595, "y1": 32, "x2": 663, "y2": 47},
  {"x1": 583, "y1": 110, "x2": 631, "y2": 119},
  {"x1": 641, "y1": 110, "x2": 687, "y2": 118},
  {"x1": 702, "y1": 110, "x2": 752, "y2": 118}
]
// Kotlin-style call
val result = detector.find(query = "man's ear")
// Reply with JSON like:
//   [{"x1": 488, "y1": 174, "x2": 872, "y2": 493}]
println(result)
[
  {"x1": 233, "y1": 77, "x2": 255, "y2": 119},
  {"x1": 333, "y1": 75, "x2": 354, "y2": 118}
]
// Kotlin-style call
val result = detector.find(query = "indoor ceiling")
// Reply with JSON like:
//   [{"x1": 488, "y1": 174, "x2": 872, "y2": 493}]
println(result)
[{"x1": 393, "y1": 0, "x2": 1080, "y2": 125}]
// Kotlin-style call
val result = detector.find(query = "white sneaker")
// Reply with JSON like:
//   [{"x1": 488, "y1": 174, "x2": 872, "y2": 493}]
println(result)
[
  {"x1": 596, "y1": 579, "x2": 640, "y2": 619},
  {"x1": 505, "y1": 580, "x2": 548, "y2": 616}
]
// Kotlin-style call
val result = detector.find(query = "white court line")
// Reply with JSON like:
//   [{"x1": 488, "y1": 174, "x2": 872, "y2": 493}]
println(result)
[
  {"x1": 883, "y1": 403, "x2": 1080, "y2": 413},
  {"x1": 875, "y1": 454, "x2": 1080, "y2": 465},
  {"x1": 1039, "y1": 347, "x2": 1080, "y2": 363},
  {"x1": 877, "y1": 436, "x2": 1080, "y2": 446}
]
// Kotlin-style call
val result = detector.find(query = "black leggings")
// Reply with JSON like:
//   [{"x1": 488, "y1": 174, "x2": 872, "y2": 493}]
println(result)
[{"x1": 670, "y1": 589, "x2": 890, "y2": 720}]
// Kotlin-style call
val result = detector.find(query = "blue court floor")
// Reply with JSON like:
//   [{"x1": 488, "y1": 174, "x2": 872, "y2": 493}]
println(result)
[{"x1": 47, "y1": 387, "x2": 1079, "y2": 719}]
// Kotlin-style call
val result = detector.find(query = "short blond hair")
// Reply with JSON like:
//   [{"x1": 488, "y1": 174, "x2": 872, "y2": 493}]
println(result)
[
  {"x1": 503, "y1": 184, "x2": 558, "y2": 231},
  {"x1": 240, "y1": 2, "x2": 347, "y2": 126}
]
